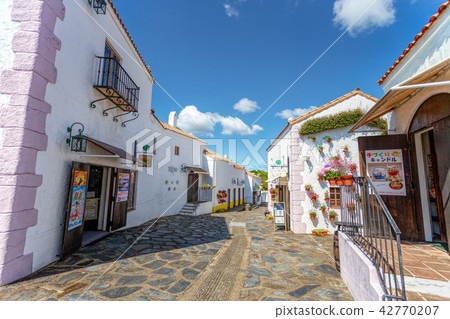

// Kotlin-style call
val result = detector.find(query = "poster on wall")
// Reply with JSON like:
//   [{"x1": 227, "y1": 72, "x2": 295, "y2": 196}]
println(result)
[
  {"x1": 365, "y1": 149, "x2": 406, "y2": 196},
  {"x1": 68, "y1": 170, "x2": 87, "y2": 230},
  {"x1": 116, "y1": 173, "x2": 130, "y2": 202},
  {"x1": 273, "y1": 202, "x2": 286, "y2": 228},
  {"x1": 85, "y1": 198, "x2": 99, "y2": 221}
]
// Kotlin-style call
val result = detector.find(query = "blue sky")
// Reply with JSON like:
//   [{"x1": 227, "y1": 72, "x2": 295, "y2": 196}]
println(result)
[{"x1": 113, "y1": 0, "x2": 444, "y2": 170}]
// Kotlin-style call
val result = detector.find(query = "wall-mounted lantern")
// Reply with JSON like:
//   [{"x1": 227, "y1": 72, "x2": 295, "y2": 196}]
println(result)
[
  {"x1": 66, "y1": 122, "x2": 87, "y2": 152},
  {"x1": 180, "y1": 164, "x2": 187, "y2": 173},
  {"x1": 88, "y1": 0, "x2": 107, "y2": 14}
]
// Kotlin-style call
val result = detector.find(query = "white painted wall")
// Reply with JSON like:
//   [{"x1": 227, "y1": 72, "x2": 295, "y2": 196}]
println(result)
[
  {"x1": 244, "y1": 174, "x2": 262, "y2": 204},
  {"x1": 206, "y1": 155, "x2": 246, "y2": 210},
  {"x1": 382, "y1": 9, "x2": 450, "y2": 91},
  {"x1": 290, "y1": 94, "x2": 379, "y2": 234},
  {"x1": 0, "y1": 0, "x2": 19, "y2": 146},
  {"x1": 23, "y1": 1, "x2": 206, "y2": 271},
  {"x1": 267, "y1": 126, "x2": 291, "y2": 212}
]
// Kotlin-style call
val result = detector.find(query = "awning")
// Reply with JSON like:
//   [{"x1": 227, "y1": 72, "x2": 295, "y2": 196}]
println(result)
[
  {"x1": 349, "y1": 58, "x2": 450, "y2": 133},
  {"x1": 87, "y1": 137, "x2": 137, "y2": 162},
  {"x1": 185, "y1": 166, "x2": 209, "y2": 175}
]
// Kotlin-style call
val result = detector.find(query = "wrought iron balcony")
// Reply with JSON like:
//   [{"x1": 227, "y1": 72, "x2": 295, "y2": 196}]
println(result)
[{"x1": 92, "y1": 56, "x2": 140, "y2": 113}]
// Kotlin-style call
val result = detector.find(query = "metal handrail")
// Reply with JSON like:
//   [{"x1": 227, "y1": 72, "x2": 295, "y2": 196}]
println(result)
[
  {"x1": 94, "y1": 56, "x2": 140, "y2": 111},
  {"x1": 339, "y1": 176, "x2": 406, "y2": 301}
]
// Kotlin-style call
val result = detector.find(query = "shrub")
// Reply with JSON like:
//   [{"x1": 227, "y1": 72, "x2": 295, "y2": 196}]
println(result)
[{"x1": 299, "y1": 109, "x2": 388, "y2": 135}]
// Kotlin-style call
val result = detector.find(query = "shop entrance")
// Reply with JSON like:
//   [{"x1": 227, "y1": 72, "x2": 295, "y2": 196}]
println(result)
[
  {"x1": 61, "y1": 162, "x2": 131, "y2": 258},
  {"x1": 416, "y1": 130, "x2": 447, "y2": 242}
]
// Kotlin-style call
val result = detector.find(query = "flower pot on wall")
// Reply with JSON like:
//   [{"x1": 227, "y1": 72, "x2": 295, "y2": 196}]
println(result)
[
  {"x1": 318, "y1": 177, "x2": 324, "y2": 182},
  {"x1": 310, "y1": 216, "x2": 316, "y2": 220},
  {"x1": 342, "y1": 175, "x2": 353, "y2": 186},
  {"x1": 328, "y1": 178, "x2": 336, "y2": 185},
  {"x1": 330, "y1": 216, "x2": 335, "y2": 221},
  {"x1": 336, "y1": 178, "x2": 344, "y2": 186}
]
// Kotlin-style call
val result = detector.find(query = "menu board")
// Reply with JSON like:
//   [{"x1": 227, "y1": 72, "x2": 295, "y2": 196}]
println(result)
[
  {"x1": 273, "y1": 202, "x2": 286, "y2": 227},
  {"x1": 365, "y1": 149, "x2": 406, "y2": 196}
]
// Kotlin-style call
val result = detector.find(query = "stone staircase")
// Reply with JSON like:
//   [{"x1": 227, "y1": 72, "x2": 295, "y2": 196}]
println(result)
[{"x1": 179, "y1": 202, "x2": 198, "y2": 216}]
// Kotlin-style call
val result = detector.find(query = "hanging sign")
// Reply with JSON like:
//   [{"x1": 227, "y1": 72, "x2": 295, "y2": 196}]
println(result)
[
  {"x1": 68, "y1": 170, "x2": 87, "y2": 230},
  {"x1": 273, "y1": 202, "x2": 286, "y2": 228},
  {"x1": 365, "y1": 149, "x2": 406, "y2": 196},
  {"x1": 116, "y1": 172, "x2": 130, "y2": 202}
]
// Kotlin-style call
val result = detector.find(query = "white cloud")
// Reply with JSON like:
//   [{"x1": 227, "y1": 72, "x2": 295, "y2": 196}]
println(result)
[
  {"x1": 177, "y1": 105, "x2": 216, "y2": 137},
  {"x1": 219, "y1": 116, "x2": 263, "y2": 135},
  {"x1": 275, "y1": 106, "x2": 316, "y2": 120},
  {"x1": 224, "y1": 4, "x2": 239, "y2": 17},
  {"x1": 333, "y1": 0, "x2": 395, "y2": 37},
  {"x1": 233, "y1": 98, "x2": 260, "y2": 114},
  {"x1": 177, "y1": 105, "x2": 263, "y2": 136}
]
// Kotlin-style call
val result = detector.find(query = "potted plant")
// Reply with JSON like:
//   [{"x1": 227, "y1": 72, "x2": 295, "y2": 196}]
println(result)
[
  {"x1": 346, "y1": 203, "x2": 356, "y2": 213},
  {"x1": 317, "y1": 172, "x2": 325, "y2": 182},
  {"x1": 325, "y1": 170, "x2": 336, "y2": 185},
  {"x1": 343, "y1": 145, "x2": 349, "y2": 152},
  {"x1": 320, "y1": 204, "x2": 327, "y2": 213},
  {"x1": 317, "y1": 145, "x2": 324, "y2": 153},
  {"x1": 307, "y1": 136, "x2": 316, "y2": 142},
  {"x1": 349, "y1": 163, "x2": 357, "y2": 172},
  {"x1": 312, "y1": 229, "x2": 329, "y2": 236},
  {"x1": 323, "y1": 136, "x2": 332, "y2": 143},
  {"x1": 304, "y1": 156, "x2": 310, "y2": 162},
  {"x1": 324, "y1": 190, "x2": 329, "y2": 202},
  {"x1": 329, "y1": 211, "x2": 337, "y2": 221},
  {"x1": 356, "y1": 194, "x2": 362, "y2": 203},
  {"x1": 309, "y1": 211, "x2": 317, "y2": 220},
  {"x1": 308, "y1": 192, "x2": 318, "y2": 202},
  {"x1": 305, "y1": 184, "x2": 313, "y2": 192}
]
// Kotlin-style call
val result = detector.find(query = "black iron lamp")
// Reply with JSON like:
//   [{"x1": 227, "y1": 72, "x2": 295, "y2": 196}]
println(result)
[
  {"x1": 66, "y1": 122, "x2": 87, "y2": 152},
  {"x1": 88, "y1": 0, "x2": 107, "y2": 14}
]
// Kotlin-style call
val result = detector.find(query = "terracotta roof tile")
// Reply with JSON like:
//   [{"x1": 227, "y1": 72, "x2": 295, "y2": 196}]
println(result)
[
  {"x1": 107, "y1": 0, "x2": 155, "y2": 82},
  {"x1": 159, "y1": 121, "x2": 206, "y2": 143},
  {"x1": 378, "y1": 1, "x2": 450, "y2": 85}
]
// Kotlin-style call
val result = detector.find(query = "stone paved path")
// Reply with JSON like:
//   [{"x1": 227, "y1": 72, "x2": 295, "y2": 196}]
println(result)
[{"x1": 0, "y1": 207, "x2": 352, "y2": 301}]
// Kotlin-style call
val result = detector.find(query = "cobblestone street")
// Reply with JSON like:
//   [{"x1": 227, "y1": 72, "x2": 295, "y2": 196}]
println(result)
[{"x1": 0, "y1": 207, "x2": 352, "y2": 301}]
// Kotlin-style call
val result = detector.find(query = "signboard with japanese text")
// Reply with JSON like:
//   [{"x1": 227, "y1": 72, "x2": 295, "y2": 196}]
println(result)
[{"x1": 365, "y1": 149, "x2": 406, "y2": 196}]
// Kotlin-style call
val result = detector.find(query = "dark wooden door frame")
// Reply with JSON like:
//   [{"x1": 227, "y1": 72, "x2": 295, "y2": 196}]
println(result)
[{"x1": 227, "y1": 188, "x2": 230, "y2": 209}]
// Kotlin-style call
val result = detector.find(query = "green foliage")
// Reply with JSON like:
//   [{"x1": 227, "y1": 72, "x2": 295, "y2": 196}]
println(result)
[
  {"x1": 250, "y1": 169, "x2": 268, "y2": 190},
  {"x1": 309, "y1": 212, "x2": 317, "y2": 217},
  {"x1": 299, "y1": 108, "x2": 388, "y2": 135}
]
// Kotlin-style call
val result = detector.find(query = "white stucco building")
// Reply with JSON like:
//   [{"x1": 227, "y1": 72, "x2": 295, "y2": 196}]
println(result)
[
  {"x1": 0, "y1": 0, "x2": 212, "y2": 285},
  {"x1": 267, "y1": 90, "x2": 381, "y2": 234}
]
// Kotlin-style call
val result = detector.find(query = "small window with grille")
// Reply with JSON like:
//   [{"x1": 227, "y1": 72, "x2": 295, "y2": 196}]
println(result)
[
  {"x1": 329, "y1": 187, "x2": 341, "y2": 208},
  {"x1": 174, "y1": 146, "x2": 180, "y2": 156}
]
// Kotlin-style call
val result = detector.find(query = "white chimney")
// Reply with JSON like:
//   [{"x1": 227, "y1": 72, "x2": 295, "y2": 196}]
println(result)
[
  {"x1": 168, "y1": 111, "x2": 177, "y2": 127},
  {"x1": 223, "y1": 155, "x2": 228, "y2": 159}
]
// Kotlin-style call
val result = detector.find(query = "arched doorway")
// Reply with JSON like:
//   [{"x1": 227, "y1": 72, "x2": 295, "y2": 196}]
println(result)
[{"x1": 409, "y1": 93, "x2": 450, "y2": 243}]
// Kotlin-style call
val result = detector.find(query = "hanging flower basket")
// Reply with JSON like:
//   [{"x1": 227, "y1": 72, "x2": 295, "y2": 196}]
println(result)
[
  {"x1": 342, "y1": 175, "x2": 353, "y2": 186},
  {"x1": 304, "y1": 156, "x2": 310, "y2": 162},
  {"x1": 343, "y1": 145, "x2": 349, "y2": 152},
  {"x1": 350, "y1": 163, "x2": 357, "y2": 172},
  {"x1": 329, "y1": 211, "x2": 337, "y2": 221},
  {"x1": 346, "y1": 203, "x2": 356, "y2": 213},
  {"x1": 305, "y1": 184, "x2": 313, "y2": 192},
  {"x1": 309, "y1": 212, "x2": 317, "y2": 220},
  {"x1": 317, "y1": 146, "x2": 324, "y2": 152},
  {"x1": 307, "y1": 136, "x2": 316, "y2": 142},
  {"x1": 323, "y1": 136, "x2": 332, "y2": 143},
  {"x1": 308, "y1": 192, "x2": 318, "y2": 202},
  {"x1": 320, "y1": 204, "x2": 327, "y2": 213}
]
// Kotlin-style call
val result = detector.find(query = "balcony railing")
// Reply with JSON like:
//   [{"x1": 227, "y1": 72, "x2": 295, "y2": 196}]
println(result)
[
  {"x1": 197, "y1": 189, "x2": 213, "y2": 202},
  {"x1": 339, "y1": 176, "x2": 406, "y2": 301},
  {"x1": 93, "y1": 56, "x2": 140, "y2": 113}
]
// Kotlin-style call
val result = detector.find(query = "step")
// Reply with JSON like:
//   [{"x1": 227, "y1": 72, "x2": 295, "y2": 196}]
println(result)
[{"x1": 180, "y1": 209, "x2": 195, "y2": 214}]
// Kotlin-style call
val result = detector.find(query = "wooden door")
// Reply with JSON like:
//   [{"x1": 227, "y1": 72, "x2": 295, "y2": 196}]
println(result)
[
  {"x1": 187, "y1": 173, "x2": 199, "y2": 203},
  {"x1": 61, "y1": 162, "x2": 90, "y2": 258},
  {"x1": 111, "y1": 168, "x2": 130, "y2": 231},
  {"x1": 227, "y1": 188, "x2": 230, "y2": 209},
  {"x1": 358, "y1": 134, "x2": 421, "y2": 240},
  {"x1": 238, "y1": 188, "x2": 241, "y2": 205},
  {"x1": 233, "y1": 189, "x2": 236, "y2": 206}
]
